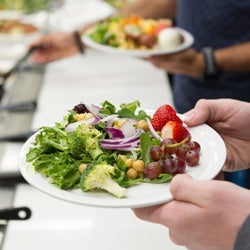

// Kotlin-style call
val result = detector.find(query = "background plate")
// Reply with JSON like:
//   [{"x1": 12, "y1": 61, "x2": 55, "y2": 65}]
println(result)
[{"x1": 82, "y1": 28, "x2": 194, "y2": 57}]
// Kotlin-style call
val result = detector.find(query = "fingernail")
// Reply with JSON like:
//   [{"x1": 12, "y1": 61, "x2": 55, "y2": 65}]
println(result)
[{"x1": 184, "y1": 111, "x2": 196, "y2": 123}]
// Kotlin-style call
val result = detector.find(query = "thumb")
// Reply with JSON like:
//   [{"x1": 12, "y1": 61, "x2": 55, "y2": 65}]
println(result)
[
  {"x1": 170, "y1": 174, "x2": 206, "y2": 207},
  {"x1": 183, "y1": 99, "x2": 212, "y2": 127}
]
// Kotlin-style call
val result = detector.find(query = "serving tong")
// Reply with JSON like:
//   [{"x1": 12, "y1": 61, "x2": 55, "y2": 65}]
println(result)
[
  {"x1": 0, "y1": 207, "x2": 31, "y2": 224},
  {"x1": 0, "y1": 45, "x2": 45, "y2": 85},
  {"x1": 0, "y1": 44, "x2": 48, "y2": 102},
  {"x1": 0, "y1": 100, "x2": 37, "y2": 112}
]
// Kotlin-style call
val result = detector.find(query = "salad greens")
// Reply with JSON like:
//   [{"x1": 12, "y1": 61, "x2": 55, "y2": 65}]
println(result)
[
  {"x1": 0, "y1": 0, "x2": 50, "y2": 14},
  {"x1": 26, "y1": 100, "x2": 172, "y2": 198}
]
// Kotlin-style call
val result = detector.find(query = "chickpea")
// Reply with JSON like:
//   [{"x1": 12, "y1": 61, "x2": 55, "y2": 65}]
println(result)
[
  {"x1": 137, "y1": 171, "x2": 144, "y2": 178},
  {"x1": 85, "y1": 113, "x2": 94, "y2": 119},
  {"x1": 127, "y1": 168, "x2": 137, "y2": 179},
  {"x1": 74, "y1": 113, "x2": 85, "y2": 121},
  {"x1": 74, "y1": 113, "x2": 94, "y2": 121},
  {"x1": 125, "y1": 158, "x2": 134, "y2": 167},
  {"x1": 118, "y1": 154, "x2": 127, "y2": 162},
  {"x1": 79, "y1": 163, "x2": 88, "y2": 173},
  {"x1": 137, "y1": 120, "x2": 148, "y2": 131},
  {"x1": 132, "y1": 160, "x2": 145, "y2": 172}
]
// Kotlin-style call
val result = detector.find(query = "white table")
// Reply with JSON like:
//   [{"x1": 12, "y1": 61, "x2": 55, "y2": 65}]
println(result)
[
  {"x1": 0, "y1": 1, "x2": 187, "y2": 248},
  {"x1": 31, "y1": 49, "x2": 173, "y2": 129},
  {"x1": 2, "y1": 47, "x2": 185, "y2": 250}
]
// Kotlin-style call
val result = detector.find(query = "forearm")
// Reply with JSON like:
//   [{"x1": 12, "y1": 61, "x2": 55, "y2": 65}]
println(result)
[
  {"x1": 215, "y1": 42, "x2": 250, "y2": 72},
  {"x1": 121, "y1": 0, "x2": 177, "y2": 19},
  {"x1": 185, "y1": 42, "x2": 250, "y2": 77}
]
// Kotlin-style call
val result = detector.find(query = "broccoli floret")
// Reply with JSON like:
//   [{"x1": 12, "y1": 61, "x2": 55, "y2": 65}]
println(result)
[
  {"x1": 80, "y1": 163, "x2": 127, "y2": 198},
  {"x1": 67, "y1": 123, "x2": 103, "y2": 160}
]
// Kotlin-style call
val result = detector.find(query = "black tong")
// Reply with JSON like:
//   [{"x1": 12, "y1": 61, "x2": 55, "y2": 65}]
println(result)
[
  {"x1": 0, "y1": 207, "x2": 31, "y2": 221},
  {"x1": 0, "y1": 45, "x2": 45, "y2": 83},
  {"x1": 0, "y1": 100, "x2": 37, "y2": 112}
]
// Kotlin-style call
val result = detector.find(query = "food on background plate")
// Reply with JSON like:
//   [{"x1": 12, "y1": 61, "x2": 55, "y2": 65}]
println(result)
[
  {"x1": 0, "y1": 19, "x2": 38, "y2": 35},
  {"x1": 84, "y1": 15, "x2": 183, "y2": 51},
  {"x1": 158, "y1": 27, "x2": 182, "y2": 50},
  {"x1": 25, "y1": 101, "x2": 201, "y2": 198},
  {"x1": 0, "y1": 0, "x2": 49, "y2": 14}
]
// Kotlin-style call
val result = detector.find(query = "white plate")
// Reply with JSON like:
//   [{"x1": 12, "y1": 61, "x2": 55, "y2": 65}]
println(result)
[
  {"x1": 0, "y1": 18, "x2": 41, "y2": 44},
  {"x1": 0, "y1": 43, "x2": 27, "y2": 60},
  {"x1": 19, "y1": 115, "x2": 226, "y2": 208},
  {"x1": 48, "y1": 1, "x2": 115, "y2": 31},
  {"x1": 82, "y1": 28, "x2": 194, "y2": 57}
]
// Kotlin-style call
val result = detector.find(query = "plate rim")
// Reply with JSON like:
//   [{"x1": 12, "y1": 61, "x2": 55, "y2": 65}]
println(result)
[
  {"x1": 19, "y1": 112, "x2": 226, "y2": 208},
  {"x1": 82, "y1": 27, "x2": 194, "y2": 57}
]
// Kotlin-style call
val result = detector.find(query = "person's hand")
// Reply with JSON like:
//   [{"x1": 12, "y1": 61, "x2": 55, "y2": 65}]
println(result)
[
  {"x1": 183, "y1": 98, "x2": 250, "y2": 172},
  {"x1": 145, "y1": 48, "x2": 204, "y2": 77},
  {"x1": 29, "y1": 32, "x2": 80, "y2": 63},
  {"x1": 133, "y1": 174, "x2": 250, "y2": 250}
]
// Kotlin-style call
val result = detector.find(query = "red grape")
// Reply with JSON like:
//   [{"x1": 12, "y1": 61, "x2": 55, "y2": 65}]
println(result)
[
  {"x1": 160, "y1": 155, "x2": 177, "y2": 174},
  {"x1": 150, "y1": 146, "x2": 163, "y2": 161},
  {"x1": 173, "y1": 157, "x2": 186, "y2": 174},
  {"x1": 188, "y1": 141, "x2": 201, "y2": 154},
  {"x1": 185, "y1": 150, "x2": 200, "y2": 166},
  {"x1": 176, "y1": 143, "x2": 190, "y2": 158},
  {"x1": 160, "y1": 138, "x2": 177, "y2": 154},
  {"x1": 144, "y1": 161, "x2": 161, "y2": 179}
]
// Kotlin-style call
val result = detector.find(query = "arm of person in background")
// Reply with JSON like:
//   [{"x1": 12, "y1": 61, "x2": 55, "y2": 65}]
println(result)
[
  {"x1": 132, "y1": 98, "x2": 250, "y2": 250},
  {"x1": 121, "y1": 0, "x2": 176, "y2": 19},
  {"x1": 29, "y1": 0, "x2": 177, "y2": 64},
  {"x1": 29, "y1": 32, "x2": 81, "y2": 64},
  {"x1": 146, "y1": 42, "x2": 250, "y2": 77}
]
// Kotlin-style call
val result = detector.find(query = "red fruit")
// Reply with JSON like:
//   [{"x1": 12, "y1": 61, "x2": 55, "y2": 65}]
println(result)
[
  {"x1": 151, "y1": 104, "x2": 182, "y2": 131},
  {"x1": 160, "y1": 121, "x2": 191, "y2": 143},
  {"x1": 153, "y1": 21, "x2": 172, "y2": 35}
]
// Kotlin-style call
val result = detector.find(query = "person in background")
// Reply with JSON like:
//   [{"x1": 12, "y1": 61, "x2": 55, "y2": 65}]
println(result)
[
  {"x1": 30, "y1": 0, "x2": 250, "y2": 185},
  {"x1": 133, "y1": 98, "x2": 250, "y2": 250},
  {"x1": 30, "y1": 0, "x2": 250, "y2": 111}
]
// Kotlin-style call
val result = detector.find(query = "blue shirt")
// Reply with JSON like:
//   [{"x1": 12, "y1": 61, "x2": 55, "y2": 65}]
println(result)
[{"x1": 172, "y1": 0, "x2": 250, "y2": 113}]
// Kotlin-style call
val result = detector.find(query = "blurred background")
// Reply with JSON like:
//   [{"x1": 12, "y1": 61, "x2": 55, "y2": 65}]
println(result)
[{"x1": 0, "y1": 1, "x2": 182, "y2": 250}]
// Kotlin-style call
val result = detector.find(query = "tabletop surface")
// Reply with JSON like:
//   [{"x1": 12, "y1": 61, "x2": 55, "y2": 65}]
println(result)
[{"x1": 0, "y1": 1, "x2": 187, "y2": 249}]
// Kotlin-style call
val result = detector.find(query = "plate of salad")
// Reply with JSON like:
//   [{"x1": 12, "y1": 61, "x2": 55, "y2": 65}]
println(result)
[
  {"x1": 82, "y1": 16, "x2": 194, "y2": 57},
  {"x1": 19, "y1": 100, "x2": 226, "y2": 208}
]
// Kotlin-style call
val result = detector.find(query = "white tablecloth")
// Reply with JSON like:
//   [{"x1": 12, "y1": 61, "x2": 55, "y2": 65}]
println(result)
[
  {"x1": 1, "y1": 2, "x2": 187, "y2": 248},
  {"x1": 31, "y1": 49, "x2": 173, "y2": 129}
]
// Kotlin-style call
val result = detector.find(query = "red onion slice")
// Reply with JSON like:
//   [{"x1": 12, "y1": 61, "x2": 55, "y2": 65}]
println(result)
[
  {"x1": 106, "y1": 127, "x2": 124, "y2": 139},
  {"x1": 99, "y1": 129, "x2": 142, "y2": 145}
]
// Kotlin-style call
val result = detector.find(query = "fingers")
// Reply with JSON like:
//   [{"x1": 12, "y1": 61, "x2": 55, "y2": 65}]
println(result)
[
  {"x1": 183, "y1": 99, "x2": 212, "y2": 127},
  {"x1": 169, "y1": 174, "x2": 208, "y2": 207},
  {"x1": 183, "y1": 98, "x2": 241, "y2": 128},
  {"x1": 132, "y1": 205, "x2": 163, "y2": 224}
]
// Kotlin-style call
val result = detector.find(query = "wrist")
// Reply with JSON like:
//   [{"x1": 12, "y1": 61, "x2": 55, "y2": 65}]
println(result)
[
  {"x1": 73, "y1": 31, "x2": 85, "y2": 54},
  {"x1": 194, "y1": 53, "x2": 205, "y2": 77},
  {"x1": 201, "y1": 47, "x2": 221, "y2": 78}
]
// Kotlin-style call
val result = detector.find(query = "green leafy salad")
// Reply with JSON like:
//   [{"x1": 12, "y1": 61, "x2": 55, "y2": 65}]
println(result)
[{"x1": 26, "y1": 100, "x2": 173, "y2": 198}]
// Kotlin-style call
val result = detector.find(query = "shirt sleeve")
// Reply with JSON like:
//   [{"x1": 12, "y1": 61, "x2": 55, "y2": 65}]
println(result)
[{"x1": 234, "y1": 214, "x2": 250, "y2": 250}]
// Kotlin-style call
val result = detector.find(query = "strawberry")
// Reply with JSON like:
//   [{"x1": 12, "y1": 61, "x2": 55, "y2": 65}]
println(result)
[
  {"x1": 151, "y1": 104, "x2": 182, "y2": 131},
  {"x1": 160, "y1": 121, "x2": 191, "y2": 143},
  {"x1": 153, "y1": 21, "x2": 172, "y2": 35}
]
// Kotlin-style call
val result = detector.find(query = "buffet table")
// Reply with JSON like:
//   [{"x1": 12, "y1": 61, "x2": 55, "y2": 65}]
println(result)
[
  {"x1": 0, "y1": 48, "x2": 188, "y2": 250},
  {"x1": 0, "y1": 0, "x2": 188, "y2": 248}
]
